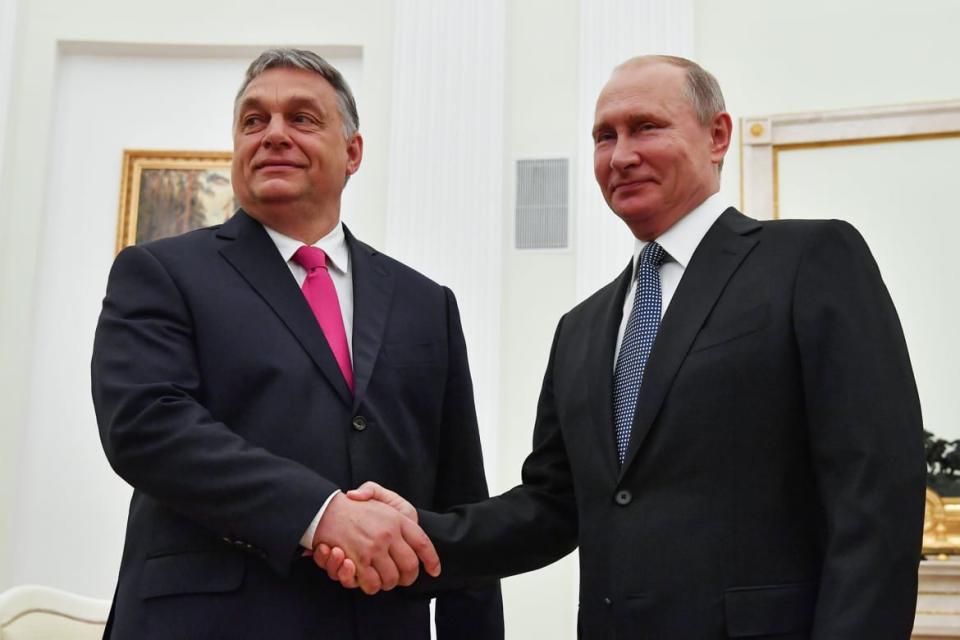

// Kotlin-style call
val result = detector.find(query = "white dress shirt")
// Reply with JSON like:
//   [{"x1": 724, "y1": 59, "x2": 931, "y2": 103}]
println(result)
[
  {"x1": 264, "y1": 221, "x2": 354, "y2": 359},
  {"x1": 262, "y1": 221, "x2": 352, "y2": 549},
  {"x1": 613, "y1": 192, "x2": 730, "y2": 369}
]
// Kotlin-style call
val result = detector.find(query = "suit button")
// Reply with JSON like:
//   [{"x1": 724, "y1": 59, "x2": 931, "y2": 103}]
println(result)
[
  {"x1": 614, "y1": 490, "x2": 632, "y2": 506},
  {"x1": 603, "y1": 597, "x2": 613, "y2": 607},
  {"x1": 352, "y1": 416, "x2": 367, "y2": 431}
]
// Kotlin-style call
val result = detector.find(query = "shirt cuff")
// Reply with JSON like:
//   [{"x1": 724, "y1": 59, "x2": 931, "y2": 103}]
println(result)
[{"x1": 300, "y1": 489, "x2": 341, "y2": 549}]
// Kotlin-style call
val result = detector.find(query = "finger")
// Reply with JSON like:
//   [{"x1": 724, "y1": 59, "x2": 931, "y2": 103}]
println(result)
[
  {"x1": 310, "y1": 544, "x2": 329, "y2": 569},
  {"x1": 371, "y1": 552, "x2": 401, "y2": 592},
  {"x1": 389, "y1": 538, "x2": 421, "y2": 587},
  {"x1": 357, "y1": 563, "x2": 383, "y2": 596},
  {"x1": 347, "y1": 484, "x2": 417, "y2": 523},
  {"x1": 325, "y1": 546, "x2": 346, "y2": 581},
  {"x1": 338, "y1": 558, "x2": 359, "y2": 589},
  {"x1": 313, "y1": 543, "x2": 331, "y2": 565},
  {"x1": 400, "y1": 518, "x2": 441, "y2": 577},
  {"x1": 346, "y1": 481, "x2": 382, "y2": 501}
]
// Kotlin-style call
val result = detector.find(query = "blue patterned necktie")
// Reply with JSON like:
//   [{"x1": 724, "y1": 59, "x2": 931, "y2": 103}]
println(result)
[{"x1": 613, "y1": 241, "x2": 666, "y2": 465}]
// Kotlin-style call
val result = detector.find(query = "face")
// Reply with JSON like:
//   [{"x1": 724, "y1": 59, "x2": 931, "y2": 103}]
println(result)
[
  {"x1": 592, "y1": 61, "x2": 730, "y2": 240},
  {"x1": 232, "y1": 66, "x2": 362, "y2": 222}
]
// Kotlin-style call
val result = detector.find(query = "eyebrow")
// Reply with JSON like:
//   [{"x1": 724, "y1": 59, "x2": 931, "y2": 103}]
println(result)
[
  {"x1": 591, "y1": 122, "x2": 611, "y2": 139},
  {"x1": 592, "y1": 112, "x2": 662, "y2": 138},
  {"x1": 235, "y1": 94, "x2": 326, "y2": 116}
]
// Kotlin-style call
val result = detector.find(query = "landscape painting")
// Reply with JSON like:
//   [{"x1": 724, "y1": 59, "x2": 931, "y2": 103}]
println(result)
[{"x1": 116, "y1": 150, "x2": 235, "y2": 253}]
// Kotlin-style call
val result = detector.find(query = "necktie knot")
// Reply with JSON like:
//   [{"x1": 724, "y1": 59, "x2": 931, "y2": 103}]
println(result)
[
  {"x1": 292, "y1": 245, "x2": 328, "y2": 272},
  {"x1": 639, "y1": 241, "x2": 666, "y2": 269}
]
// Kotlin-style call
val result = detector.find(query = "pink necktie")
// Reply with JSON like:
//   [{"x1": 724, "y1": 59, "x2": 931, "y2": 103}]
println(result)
[{"x1": 292, "y1": 246, "x2": 354, "y2": 392}]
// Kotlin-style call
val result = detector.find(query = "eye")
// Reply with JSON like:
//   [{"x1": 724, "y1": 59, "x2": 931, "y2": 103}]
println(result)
[
  {"x1": 594, "y1": 131, "x2": 615, "y2": 144},
  {"x1": 240, "y1": 114, "x2": 264, "y2": 129},
  {"x1": 292, "y1": 113, "x2": 319, "y2": 125}
]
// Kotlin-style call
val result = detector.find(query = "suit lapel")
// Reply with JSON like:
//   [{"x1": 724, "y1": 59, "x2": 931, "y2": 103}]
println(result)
[
  {"x1": 345, "y1": 228, "x2": 395, "y2": 412},
  {"x1": 216, "y1": 210, "x2": 352, "y2": 405},
  {"x1": 618, "y1": 208, "x2": 761, "y2": 478},
  {"x1": 587, "y1": 262, "x2": 635, "y2": 476}
]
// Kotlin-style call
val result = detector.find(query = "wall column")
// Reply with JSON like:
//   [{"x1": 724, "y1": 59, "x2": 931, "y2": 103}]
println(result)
[{"x1": 384, "y1": 0, "x2": 506, "y2": 479}]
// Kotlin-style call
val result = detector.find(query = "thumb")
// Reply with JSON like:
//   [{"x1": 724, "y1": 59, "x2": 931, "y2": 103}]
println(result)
[{"x1": 346, "y1": 480, "x2": 384, "y2": 501}]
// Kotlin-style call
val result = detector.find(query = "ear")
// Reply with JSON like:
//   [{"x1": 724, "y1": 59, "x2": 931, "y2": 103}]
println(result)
[
  {"x1": 345, "y1": 132, "x2": 363, "y2": 176},
  {"x1": 708, "y1": 111, "x2": 733, "y2": 164}
]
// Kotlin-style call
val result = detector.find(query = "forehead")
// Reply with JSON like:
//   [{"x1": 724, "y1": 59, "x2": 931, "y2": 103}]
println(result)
[
  {"x1": 594, "y1": 62, "x2": 689, "y2": 123},
  {"x1": 238, "y1": 66, "x2": 336, "y2": 106}
]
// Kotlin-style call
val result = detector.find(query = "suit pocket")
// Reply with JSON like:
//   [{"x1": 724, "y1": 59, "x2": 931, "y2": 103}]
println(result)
[
  {"x1": 383, "y1": 341, "x2": 443, "y2": 367},
  {"x1": 690, "y1": 302, "x2": 769, "y2": 353},
  {"x1": 723, "y1": 581, "x2": 816, "y2": 637},
  {"x1": 139, "y1": 549, "x2": 244, "y2": 599}
]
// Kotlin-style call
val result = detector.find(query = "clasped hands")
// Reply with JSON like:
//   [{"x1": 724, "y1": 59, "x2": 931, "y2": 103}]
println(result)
[{"x1": 310, "y1": 482, "x2": 430, "y2": 595}]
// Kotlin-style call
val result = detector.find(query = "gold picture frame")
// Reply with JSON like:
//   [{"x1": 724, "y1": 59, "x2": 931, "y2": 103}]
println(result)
[{"x1": 116, "y1": 149, "x2": 236, "y2": 253}]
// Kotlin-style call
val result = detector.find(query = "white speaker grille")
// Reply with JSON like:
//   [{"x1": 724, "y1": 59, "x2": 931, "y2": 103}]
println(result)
[{"x1": 515, "y1": 158, "x2": 569, "y2": 249}]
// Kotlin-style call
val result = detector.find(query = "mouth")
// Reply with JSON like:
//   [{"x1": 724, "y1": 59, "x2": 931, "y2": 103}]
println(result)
[
  {"x1": 254, "y1": 160, "x2": 304, "y2": 171},
  {"x1": 611, "y1": 178, "x2": 655, "y2": 194}
]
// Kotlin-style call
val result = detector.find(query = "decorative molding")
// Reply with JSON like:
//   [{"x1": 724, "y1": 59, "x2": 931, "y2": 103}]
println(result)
[
  {"x1": 740, "y1": 100, "x2": 960, "y2": 219},
  {"x1": 916, "y1": 559, "x2": 960, "y2": 637},
  {"x1": 574, "y1": 0, "x2": 695, "y2": 301},
  {"x1": 383, "y1": 0, "x2": 505, "y2": 478},
  {"x1": 0, "y1": 0, "x2": 19, "y2": 190}
]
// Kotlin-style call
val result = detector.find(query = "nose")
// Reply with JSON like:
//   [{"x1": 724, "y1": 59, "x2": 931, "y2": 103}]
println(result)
[
  {"x1": 609, "y1": 137, "x2": 639, "y2": 171},
  {"x1": 262, "y1": 115, "x2": 291, "y2": 149}
]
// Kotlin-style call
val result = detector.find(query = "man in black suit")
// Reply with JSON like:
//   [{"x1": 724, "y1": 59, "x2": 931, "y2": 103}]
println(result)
[
  {"x1": 323, "y1": 55, "x2": 926, "y2": 638},
  {"x1": 91, "y1": 48, "x2": 502, "y2": 639}
]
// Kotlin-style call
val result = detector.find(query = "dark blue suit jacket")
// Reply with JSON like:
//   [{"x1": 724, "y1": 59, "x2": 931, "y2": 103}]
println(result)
[
  {"x1": 92, "y1": 210, "x2": 502, "y2": 639},
  {"x1": 420, "y1": 209, "x2": 924, "y2": 639}
]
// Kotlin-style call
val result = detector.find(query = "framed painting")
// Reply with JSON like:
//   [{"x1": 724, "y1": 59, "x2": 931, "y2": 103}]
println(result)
[{"x1": 116, "y1": 149, "x2": 236, "y2": 253}]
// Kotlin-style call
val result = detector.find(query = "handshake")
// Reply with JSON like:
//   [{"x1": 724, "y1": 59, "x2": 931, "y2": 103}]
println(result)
[{"x1": 310, "y1": 482, "x2": 435, "y2": 595}]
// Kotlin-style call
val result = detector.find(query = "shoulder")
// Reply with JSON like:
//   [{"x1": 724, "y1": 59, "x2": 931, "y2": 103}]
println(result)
[
  {"x1": 753, "y1": 215, "x2": 863, "y2": 244},
  {"x1": 347, "y1": 233, "x2": 447, "y2": 293},
  {"x1": 115, "y1": 224, "x2": 224, "y2": 271}
]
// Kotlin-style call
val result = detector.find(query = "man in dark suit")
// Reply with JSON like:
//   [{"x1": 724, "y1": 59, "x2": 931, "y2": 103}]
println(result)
[
  {"x1": 323, "y1": 55, "x2": 926, "y2": 638},
  {"x1": 91, "y1": 48, "x2": 502, "y2": 639}
]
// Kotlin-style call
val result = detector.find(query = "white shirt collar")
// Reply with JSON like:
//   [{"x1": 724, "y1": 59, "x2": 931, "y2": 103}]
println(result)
[
  {"x1": 263, "y1": 221, "x2": 350, "y2": 275},
  {"x1": 630, "y1": 191, "x2": 729, "y2": 271}
]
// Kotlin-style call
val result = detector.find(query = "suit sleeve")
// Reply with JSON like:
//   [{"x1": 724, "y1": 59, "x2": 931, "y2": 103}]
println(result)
[
  {"x1": 91, "y1": 245, "x2": 337, "y2": 575},
  {"x1": 419, "y1": 313, "x2": 579, "y2": 585},
  {"x1": 793, "y1": 221, "x2": 926, "y2": 638},
  {"x1": 431, "y1": 288, "x2": 504, "y2": 640}
]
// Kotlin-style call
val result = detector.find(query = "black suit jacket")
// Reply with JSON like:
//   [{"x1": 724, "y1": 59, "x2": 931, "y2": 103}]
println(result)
[
  {"x1": 420, "y1": 208, "x2": 925, "y2": 639},
  {"x1": 91, "y1": 210, "x2": 502, "y2": 639}
]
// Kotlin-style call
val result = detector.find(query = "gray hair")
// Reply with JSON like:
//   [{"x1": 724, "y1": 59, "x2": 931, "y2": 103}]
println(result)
[
  {"x1": 235, "y1": 48, "x2": 359, "y2": 138},
  {"x1": 616, "y1": 55, "x2": 726, "y2": 126}
]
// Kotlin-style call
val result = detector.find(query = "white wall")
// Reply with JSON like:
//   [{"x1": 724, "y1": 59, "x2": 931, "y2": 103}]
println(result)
[
  {"x1": 695, "y1": 0, "x2": 960, "y2": 207},
  {"x1": 695, "y1": 0, "x2": 960, "y2": 443},
  {"x1": 0, "y1": 0, "x2": 21, "y2": 590},
  {"x1": 498, "y1": 2, "x2": 580, "y2": 636},
  {"x1": 0, "y1": 0, "x2": 395, "y2": 597}
]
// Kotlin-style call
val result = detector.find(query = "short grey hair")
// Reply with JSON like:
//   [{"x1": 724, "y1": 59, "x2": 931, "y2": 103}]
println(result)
[
  {"x1": 616, "y1": 55, "x2": 726, "y2": 126},
  {"x1": 235, "y1": 48, "x2": 359, "y2": 138}
]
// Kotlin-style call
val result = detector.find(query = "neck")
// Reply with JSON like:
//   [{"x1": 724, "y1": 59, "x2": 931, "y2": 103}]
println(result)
[
  {"x1": 243, "y1": 202, "x2": 341, "y2": 245},
  {"x1": 627, "y1": 186, "x2": 718, "y2": 241}
]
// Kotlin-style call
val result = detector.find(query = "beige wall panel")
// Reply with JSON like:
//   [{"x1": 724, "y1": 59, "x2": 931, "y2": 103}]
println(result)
[{"x1": 778, "y1": 137, "x2": 960, "y2": 440}]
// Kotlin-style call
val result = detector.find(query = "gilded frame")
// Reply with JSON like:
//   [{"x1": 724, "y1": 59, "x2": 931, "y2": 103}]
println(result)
[
  {"x1": 116, "y1": 149, "x2": 235, "y2": 253},
  {"x1": 739, "y1": 100, "x2": 960, "y2": 219}
]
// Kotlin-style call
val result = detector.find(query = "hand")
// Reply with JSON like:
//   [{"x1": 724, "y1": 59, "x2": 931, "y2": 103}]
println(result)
[
  {"x1": 314, "y1": 482, "x2": 423, "y2": 591},
  {"x1": 311, "y1": 492, "x2": 440, "y2": 595},
  {"x1": 348, "y1": 481, "x2": 418, "y2": 522}
]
